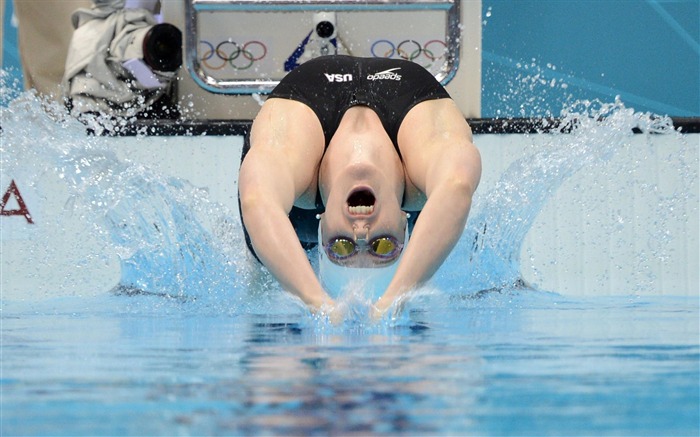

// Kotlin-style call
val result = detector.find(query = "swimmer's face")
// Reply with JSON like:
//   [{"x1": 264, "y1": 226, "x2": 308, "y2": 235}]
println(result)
[{"x1": 320, "y1": 185, "x2": 407, "y2": 267}]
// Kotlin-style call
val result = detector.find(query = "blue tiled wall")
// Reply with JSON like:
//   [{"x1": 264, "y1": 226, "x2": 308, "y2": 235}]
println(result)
[
  {"x1": 2, "y1": 0, "x2": 22, "y2": 96},
  {"x1": 481, "y1": 0, "x2": 699, "y2": 117}
]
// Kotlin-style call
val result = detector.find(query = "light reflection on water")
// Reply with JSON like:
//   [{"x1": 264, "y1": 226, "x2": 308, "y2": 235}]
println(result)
[{"x1": 2, "y1": 293, "x2": 698, "y2": 435}]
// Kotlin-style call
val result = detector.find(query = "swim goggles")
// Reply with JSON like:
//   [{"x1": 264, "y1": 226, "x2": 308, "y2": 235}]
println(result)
[{"x1": 323, "y1": 235, "x2": 404, "y2": 262}]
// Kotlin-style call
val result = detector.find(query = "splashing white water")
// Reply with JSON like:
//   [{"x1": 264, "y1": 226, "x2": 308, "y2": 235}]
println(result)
[
  {"x1": 1, "y1": 77, "x2": 695, "y2": 322},
  {"x1": 437, "y1": 97, "x2": 691, "y2": 294},
  {"x1": 1, "y1": 89, "x2": 271, "y2": 312}
]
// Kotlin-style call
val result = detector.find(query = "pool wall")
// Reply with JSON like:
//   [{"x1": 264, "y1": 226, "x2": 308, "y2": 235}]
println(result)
[{"x1": 2, "y1": 122, "x2": 697, "y2": 300}]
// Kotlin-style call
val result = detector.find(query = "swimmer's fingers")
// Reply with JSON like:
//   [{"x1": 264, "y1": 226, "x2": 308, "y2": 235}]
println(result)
[
  {"x1": 370, "y1": 300, "x2": 398, "y2": 322},
  {"x1": 369, "y1": 304, "x2": 386, "y2": 322},
  {"x1": 371, "y1": 293, "x2": 410, "y2": 322},
  {"x1": 314, "y1": 299, "x2": 345, "y2": 325},
  {"x1": 329, "y1": 305, "x2": 346, "y2": 325}
]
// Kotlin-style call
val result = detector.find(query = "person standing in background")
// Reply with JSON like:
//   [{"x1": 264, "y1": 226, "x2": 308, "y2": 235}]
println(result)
[
  {"x1": 7, "y1": 0, "x2": 162, "y2": 101},
  {"x1": 10, "y1": 0, "x2": 91, "y2": 99}
]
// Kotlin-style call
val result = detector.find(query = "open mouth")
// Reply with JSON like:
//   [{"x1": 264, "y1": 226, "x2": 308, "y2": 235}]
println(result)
[{"x1": 347, "y1": 188, "x2": 375, "y2": 216}]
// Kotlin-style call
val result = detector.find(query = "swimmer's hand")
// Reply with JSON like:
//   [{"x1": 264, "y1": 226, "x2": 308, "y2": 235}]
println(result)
[
  {"x1": 317, "y1": 298, "x2": 383, "y2": 325},
  {"x1": 371, "y1": 294, "x2": 397, "y2": 322},
  {"x1": 329, "y1": 305, "x2": 346, "y2": 325},
  {"x1": 370, "y1": 303, "x2": 387, "y2": 322},
  {"x1": 314, "y1": 300, "x2": 345, "y2": 325},
  {"x1": 371, "y1": 292, "x2": 411, "y2": 322}
]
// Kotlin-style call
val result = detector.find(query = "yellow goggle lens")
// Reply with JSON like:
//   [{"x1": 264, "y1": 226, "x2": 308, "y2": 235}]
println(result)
[
  {"x1": 330, "y1": 239, "x2": 356, "y2": 257},
  {"x1": 371, "y1": 237, "x2": 396, "y2": 256}
]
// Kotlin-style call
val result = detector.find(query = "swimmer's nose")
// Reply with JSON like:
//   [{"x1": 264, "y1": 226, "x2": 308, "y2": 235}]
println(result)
[{"x1": 352, "y1": 223, "x2": 370, "y2": 242}]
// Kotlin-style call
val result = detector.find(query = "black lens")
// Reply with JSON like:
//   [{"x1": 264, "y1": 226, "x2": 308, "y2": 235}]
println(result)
[
  {"x1": 143, "y1": 23, "x2": 182, "y2": 72},
  {"x1": 315, "y1": 21, "x2": 335, "y2": 39}
]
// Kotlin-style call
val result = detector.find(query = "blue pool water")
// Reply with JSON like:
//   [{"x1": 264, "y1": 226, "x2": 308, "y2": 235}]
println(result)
[
  {"x1": 1, "y1": 79, "x2": 699, "y2": 434},
  {"x1": 2, "y1": 292, "x2": 698, "y2": 435}
]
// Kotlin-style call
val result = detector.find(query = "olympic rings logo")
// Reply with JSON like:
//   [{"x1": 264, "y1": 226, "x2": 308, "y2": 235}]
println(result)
[
  {"x1": 370, "y1": 39, "x2": 448, "y2": 66},
  {"x1": 199, "y1": 39, "x2": 268, "y2": 70}
]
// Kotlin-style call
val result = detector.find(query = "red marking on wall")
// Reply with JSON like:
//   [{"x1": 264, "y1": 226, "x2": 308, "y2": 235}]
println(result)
[{"x1": 1, "y1": 180, "x2": 34, "y2": 224}]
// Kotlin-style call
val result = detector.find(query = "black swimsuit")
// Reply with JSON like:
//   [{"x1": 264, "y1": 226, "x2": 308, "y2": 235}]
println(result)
[{"x1": 239, "y1": 55, "x2": 452, "y2": 257}]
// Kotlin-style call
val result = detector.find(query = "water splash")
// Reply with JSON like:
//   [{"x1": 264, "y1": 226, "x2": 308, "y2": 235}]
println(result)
[
  {"x1": 438, "y1": 98, "x2": 684, "y2": 294},
  {"x1": 1, "y1": 75, "x2": 695, "y2": 323},
  {"x1": 482, "y1": 58, "x2": 574, "y2": 118},
  {"x1": 1, "y1": 88, "x2": 265, "y2": 312}
]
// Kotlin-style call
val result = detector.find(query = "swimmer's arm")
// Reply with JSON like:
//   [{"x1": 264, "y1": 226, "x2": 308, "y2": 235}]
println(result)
[
  {"x1": 238, "y1": 100, "x2": 334, "y2": 312},
  {"x1": 239, "y1": 183, "x2": 331, "y2": 311},
  {"x1": 374, "y1": 100, "x2": 482, "y2": 315}
]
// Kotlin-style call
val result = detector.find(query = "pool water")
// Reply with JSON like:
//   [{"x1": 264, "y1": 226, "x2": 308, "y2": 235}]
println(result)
[
  {"x1": 2, "y1": 291, "x2": 698, "y2": 435},
  {"x1": 1, "y1": 79, "x2": 699, "y2": 435}
]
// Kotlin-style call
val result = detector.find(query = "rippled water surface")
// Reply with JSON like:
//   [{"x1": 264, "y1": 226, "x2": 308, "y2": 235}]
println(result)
[{"x1": 2, "y1": 292, "x2": 698, "y2": 436}]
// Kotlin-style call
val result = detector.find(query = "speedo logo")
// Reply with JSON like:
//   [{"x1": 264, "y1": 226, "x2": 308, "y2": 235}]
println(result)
[
  {"x1": 367, "y1": 68, "x2": 402, "y2": 81},
  {"x1": 324, "y1": 73, "x2": 353, "y2": 83}
]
